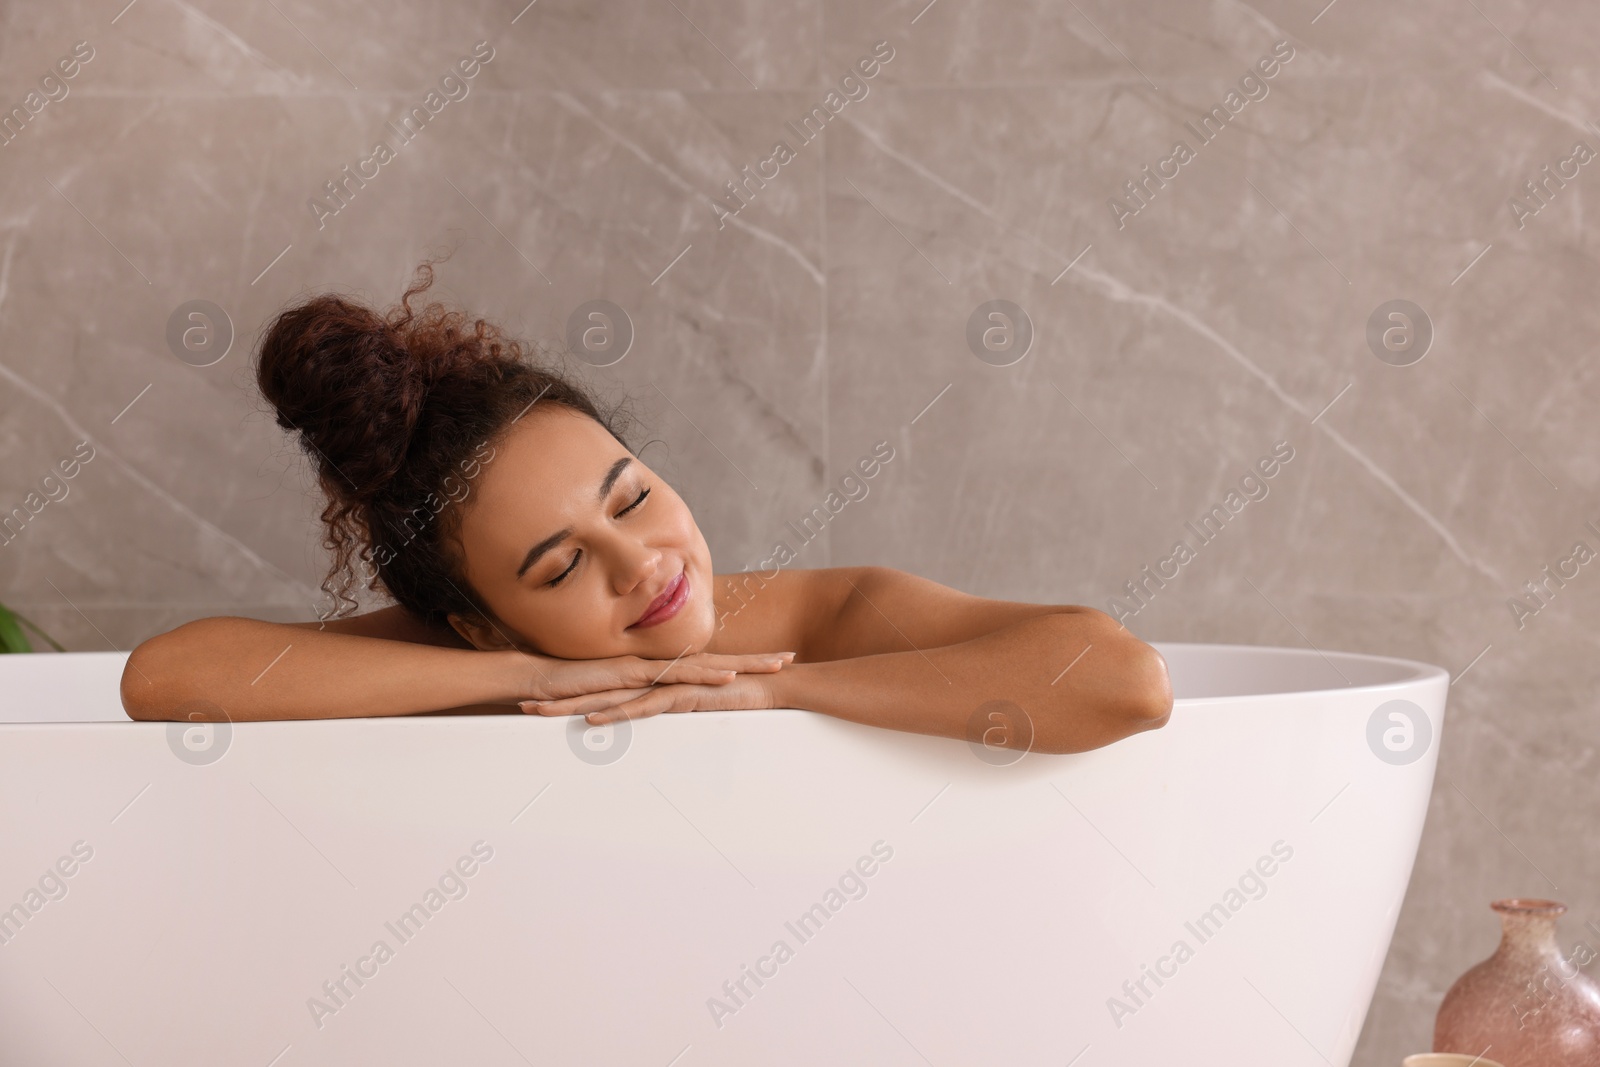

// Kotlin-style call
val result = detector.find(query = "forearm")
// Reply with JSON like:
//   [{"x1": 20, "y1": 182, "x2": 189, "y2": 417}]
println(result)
[
  {"x1": 121, "y1": 616, "x2": 527, "y2": 722},
  {"x1": 769, "y1": 611, "x2": 1173, "y2": 754}
]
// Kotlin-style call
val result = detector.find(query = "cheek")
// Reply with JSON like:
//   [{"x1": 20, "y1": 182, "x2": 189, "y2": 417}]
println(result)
[
  {"x1": 658, "y1": 489, "x2": 702, "y2": 541},
  {"x1": 503, "y1": 605, "x2": 584, "y2": 657}
]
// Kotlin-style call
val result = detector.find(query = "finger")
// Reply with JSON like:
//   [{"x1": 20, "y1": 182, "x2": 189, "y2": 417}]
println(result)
[
  {"x1": 584, "y1": 688, "x2": 680, "y2": 725},
  {"x1": 522, "y1": 687, "x2": 650, "y2": 716},
  {"x1": 684, "y1": 652, "x2": 797, "y2": 674},
  {"x1": 652, "y1": 663, "x2": 740, "y2": 686},
  {"x1": 650, "y1": 652, "x2": 793, "y2": 685},
  {"x1": 553, "y1": 657, "x2": 725, "y2": 697}
]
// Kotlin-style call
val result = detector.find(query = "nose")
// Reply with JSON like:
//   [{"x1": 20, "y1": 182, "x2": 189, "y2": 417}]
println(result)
[{"x1": 612, "y1": 535, "x2": 661, "y2": 596}]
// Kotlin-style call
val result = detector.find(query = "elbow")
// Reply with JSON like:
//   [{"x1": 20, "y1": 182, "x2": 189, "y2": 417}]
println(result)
[
  {"x1": 121, "y1": 616, "x2": 272, "y2": 723},
  {"x1": 1077, "y1": 608, "x2": 1171, "y2": 724},
  {"x1": 121, "y1": 621, "x2": 218, "y2": 722},
  {"x1": 1118, "y1": 636, "x2": 1174, "y2": 730},
  {"x1": 1036, "y1": 611, "x2": 1173, "y2": 753},
  {"x1": 120, "y1": 634, "x2": 171, "y2": 721}
]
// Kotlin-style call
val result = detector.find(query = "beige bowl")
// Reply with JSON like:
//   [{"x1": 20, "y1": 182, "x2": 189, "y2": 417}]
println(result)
[{"x1": 1402, "y1": 1056, "x2": 1506, "y2": 1067}]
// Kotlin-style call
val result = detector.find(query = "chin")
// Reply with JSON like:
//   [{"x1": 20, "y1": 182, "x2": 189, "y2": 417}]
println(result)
[
  {"x1": 672, "y1": 556, "x2": 713, "y2": 641},
  {"x1": 682, "y1": 578, "x2": 721, "y2": 652},
  {"x1": 620, "y1": 568, "x2": 709, "y2": 653},
  {"x1": 684, "y1": 608, "x2": 715, "y2": 652}
]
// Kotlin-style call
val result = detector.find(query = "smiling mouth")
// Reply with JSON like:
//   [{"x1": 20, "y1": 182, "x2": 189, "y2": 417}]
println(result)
[{"x1": 628, "y1": 569, "x2": 688, "y2": 629}]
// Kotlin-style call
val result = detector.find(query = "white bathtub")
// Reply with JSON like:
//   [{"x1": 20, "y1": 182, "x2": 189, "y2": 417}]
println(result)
[{"x1": 0, "y1": 642, "x2": 1446, "y2": 1065}]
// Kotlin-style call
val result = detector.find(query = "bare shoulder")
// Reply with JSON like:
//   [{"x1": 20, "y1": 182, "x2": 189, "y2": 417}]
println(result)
[
  {"x1": 712, "y1": 564, "x2": 1082, "y2": 662},
  {"x1": 285, "y1": 603, "x2": 473, "y2": 648},
  {"x1": 705, "y1": 566, "x2": 869, "y2": 660}
]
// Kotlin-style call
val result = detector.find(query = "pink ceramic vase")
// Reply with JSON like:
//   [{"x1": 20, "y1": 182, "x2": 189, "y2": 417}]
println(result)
[{"x1": 1434, "y1": 898, "x2": 1600, "y2": 1066}]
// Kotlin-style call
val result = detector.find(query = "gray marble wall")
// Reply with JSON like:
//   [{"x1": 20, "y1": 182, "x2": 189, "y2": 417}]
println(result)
[{"x1": 2, "y1": 0, "x2": 1596, "y2": 1061}]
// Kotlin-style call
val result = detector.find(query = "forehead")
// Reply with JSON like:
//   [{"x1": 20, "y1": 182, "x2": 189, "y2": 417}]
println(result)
[{"x1": 462, "y1": 407, "x2": 629, "y2": 539}]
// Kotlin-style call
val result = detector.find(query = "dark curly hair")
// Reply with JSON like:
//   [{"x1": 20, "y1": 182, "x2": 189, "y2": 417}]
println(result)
[{"x1": 255, "y1": 257, "x2": 635, "y2": 627}]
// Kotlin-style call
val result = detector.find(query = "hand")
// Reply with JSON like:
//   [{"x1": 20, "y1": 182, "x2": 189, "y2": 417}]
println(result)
[
  {"x1": 519, "y1": 667, "x2": 786, "y2": 725},
  {"x1": 515, "y1": 650, "x2": 795, "y2": 706}
]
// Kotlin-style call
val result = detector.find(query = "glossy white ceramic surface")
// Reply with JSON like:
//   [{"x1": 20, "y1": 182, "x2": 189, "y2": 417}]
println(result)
[{"x1": 0, "y1": 642, "x2": 1447, "y2": 1065}]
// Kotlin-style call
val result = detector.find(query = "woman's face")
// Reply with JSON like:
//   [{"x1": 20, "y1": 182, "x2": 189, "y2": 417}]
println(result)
[{"x1": 447, "y1": 405, "x2": 717, "y2": 660}]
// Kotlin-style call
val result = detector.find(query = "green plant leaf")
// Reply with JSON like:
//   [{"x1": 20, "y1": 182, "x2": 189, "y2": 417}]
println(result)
[
  {"x1": 13, "y1": 609, "x2": 65, "y2": 652},
  {"x1": 0, "y1": 603, "x2": 32, "y2": 654}
]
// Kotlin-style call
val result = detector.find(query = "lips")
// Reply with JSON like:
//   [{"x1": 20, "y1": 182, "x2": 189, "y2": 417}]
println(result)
[{"x1": 629, "y1": 569, "x2": 688, "y2": 629}]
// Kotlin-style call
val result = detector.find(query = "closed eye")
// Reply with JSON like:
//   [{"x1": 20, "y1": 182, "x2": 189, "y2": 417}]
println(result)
[
  {"x1": 618, "y1": 487, "x2": 650, "y2": 516},
  {"x1": 546, "y1": 487, "x2": 651, "y2": 587}
]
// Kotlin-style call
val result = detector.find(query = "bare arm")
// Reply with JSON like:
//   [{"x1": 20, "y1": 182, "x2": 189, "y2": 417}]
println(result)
[
  {"x1": 768, "y1": 608, "x2": 1171, "y2": 754},
  {"x1": 119, "y1": 608, "x2": 533, "y2": 722},
  {"x1": 120, "y1": 605, "x2": 789, "y2": 723},
  {"x1": 558, "y1": 567, "x2": 1175, "y2": 753},
  {"x1": 780, "y1": 567, "x2": 1172, "y2": 753}
]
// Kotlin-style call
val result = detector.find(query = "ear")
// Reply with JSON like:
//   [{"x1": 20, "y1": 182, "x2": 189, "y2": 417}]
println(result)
[{"x1": 447, "y1": 611, "x2": 519, "y2": 652}]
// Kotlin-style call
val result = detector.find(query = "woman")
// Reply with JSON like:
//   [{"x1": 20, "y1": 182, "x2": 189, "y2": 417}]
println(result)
[{"x1": 121, "y1": 261, "x2": 1173, "y2": 754}]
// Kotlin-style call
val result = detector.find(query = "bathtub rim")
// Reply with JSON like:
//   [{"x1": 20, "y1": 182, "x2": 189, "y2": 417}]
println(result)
[
  {"x1": 0, "y1": 641, "x2": 1448, "y2": 726},
  {"x1": 1148, "y1": 639, "x2": 1449, "y2": 708}
]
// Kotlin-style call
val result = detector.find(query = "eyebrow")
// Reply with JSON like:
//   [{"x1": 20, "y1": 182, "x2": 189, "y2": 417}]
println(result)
[{"x1": 516, "y1": 456, "x2": 635, "y2": 580}]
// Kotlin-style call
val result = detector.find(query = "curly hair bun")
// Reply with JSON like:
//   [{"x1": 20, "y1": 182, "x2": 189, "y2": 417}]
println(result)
[
  {"x1": 252, "y1": 259, "x2": 630, "y2": 624},
  {"x1": 256, "y1": 261, "x2": 511, "y2": 499}
]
